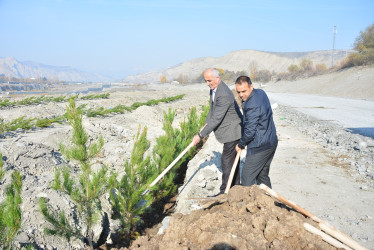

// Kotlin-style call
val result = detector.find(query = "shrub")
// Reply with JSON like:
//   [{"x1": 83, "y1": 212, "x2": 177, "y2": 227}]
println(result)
[
  {"x1": 35, "y1": 116, "x2": 64, "y2": 128},
  {"x1": 80, "y1": 93, "x2": 110, "y2": 100},
  {"x1": 0, "y1": 170, "x2": 23, "y2": 248},
  {"x1": 315, "y1": 63, "x2": 327, "y2": 72},
  {"x1": 300, "y1": 58, "x2": 313, "y2": 72},
  {"x1": 160, "y1": 75, "x2": 167, "y2": 83},
  {"x1": 176, "y1": 73, "x2": 188, "y2": 84},
  {"x1": 0, "y1": 116, "x2": 35, "y2": 132},
  {"x1": 288, "y1": 64, "x2": 299, "y2": 73},
  {"x1": 254, "y1": 69, "x2": 273, "y2": 83},
  {"x1": 341, "y1": 23, "x2": 374, "y2": 68},
  {"x1": 0, "y1": 99, "x2": 11, "y2": 107},
  {"x1": 0, "y1": 153, "x2": 4, "y2": 181}
]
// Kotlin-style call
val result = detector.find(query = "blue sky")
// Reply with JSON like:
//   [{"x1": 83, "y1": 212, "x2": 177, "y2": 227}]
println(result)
[{"x1": 0, "y1": 0, "x2": 373, "y2": 79}]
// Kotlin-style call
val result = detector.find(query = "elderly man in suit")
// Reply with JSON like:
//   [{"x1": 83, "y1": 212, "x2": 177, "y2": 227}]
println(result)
[{"x1": 192, "y1": 68, "x2": 242, "y2": 195}]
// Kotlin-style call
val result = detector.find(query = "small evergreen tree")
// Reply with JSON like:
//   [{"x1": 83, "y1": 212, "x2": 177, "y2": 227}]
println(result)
[
  {"x1": 0, "y1": 170, "x2": 22, "y2": 249},
  {"x1": 0, "y1": 153, "x2": 4, "y2": 181},
  {"x1": 152, "y1": 109, "x2": 180, "y2": 197},
  {"x1": 151, "y1": 106, "x2": 209, "y2": 198},
  {"x1": 110, "y1": 126, "x2": 157, "y2": 239},
  {"x1": 39, "y1": 98, "x2": 108, "y2": 249}
]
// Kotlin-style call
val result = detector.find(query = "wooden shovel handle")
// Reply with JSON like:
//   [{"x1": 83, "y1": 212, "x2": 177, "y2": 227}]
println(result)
[
  {"x1": 224, "y1": 149, "x2": 241, "y2": 194},
  {"x1": 259, "y1": 184, "x2": 368, "y2": 250},
  {"x1": 143, "y1": 142, "x2": 194, "y2": 195},
  {"x1": 303, "y1": 223, "x2": 352, "y2": 250}
]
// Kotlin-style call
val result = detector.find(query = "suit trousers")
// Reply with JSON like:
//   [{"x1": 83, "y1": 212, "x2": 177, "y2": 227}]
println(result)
[
  {"x1": 220, "y1": 139, "x2": 241, "y2": 193},
  {"x1": 241, "y1": 143, "x2": 277, "y2": 189}
]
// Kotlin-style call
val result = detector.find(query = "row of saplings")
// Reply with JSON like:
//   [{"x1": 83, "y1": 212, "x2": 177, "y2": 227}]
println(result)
[
  {"x1": 0, "y1": 94, "x2": 184, "y2": 133},
  {"x1": 0, "y1": 98, "x2": 208, "y2": 249}
]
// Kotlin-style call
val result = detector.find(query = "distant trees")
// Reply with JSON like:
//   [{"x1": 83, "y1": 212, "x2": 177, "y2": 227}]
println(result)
[
  {"x1": 176, "y1": 73, "x2": 188, "y2": 84},
  {"x1": 160, "y1": 75, "x2": 167, "y2": 83},
  {"x1": 248, "y1": 61, "x2": 258, "y2": 80},
  {"x1": 341, "y1": 23, "x2": 374, "y2": 68},
  {"x1": 254, "y1": 69, "x2": 273, "y2": 83},
  {"x1": 288, "y1": 64, "x2": 299, "y2": 73},
  {"x1": 273, "y1": 58, "x2": 329, "y2": 81},
  {"x1": 300, "y1": 58, "x2": 313, "y2": 72},
  {"x1": 315, "y1": 63, "x2": 327, "y2": 72},
  {"x1": 0, "y1": 75, "x2": 63, "y2": 84}
]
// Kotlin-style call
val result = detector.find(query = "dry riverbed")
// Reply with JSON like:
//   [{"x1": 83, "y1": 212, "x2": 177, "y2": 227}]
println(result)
[{"x1": 0, "y1": 81, "x2": 373, "y2": 249}]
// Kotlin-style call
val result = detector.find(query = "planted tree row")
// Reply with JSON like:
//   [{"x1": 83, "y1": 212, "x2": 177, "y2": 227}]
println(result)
[
  {"x1": 0, "y1": 153, "x2": 23, "y2": 249},
  {"x1": 0, "y1": 93, "x2": 110, "y2": 108},
  {"x1": 38, "y1": 98, "x2": 209, "y2": 249},
  {"x1": 0, "y1": 94, "x2": 185, "y2": 134},
  {"x1": 85, "y1": 94, "x2": 185, "y2": 117}
]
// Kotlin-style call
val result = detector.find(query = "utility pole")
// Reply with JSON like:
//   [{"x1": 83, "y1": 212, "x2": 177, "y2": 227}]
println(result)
[{"x1": 332, "y1": 25, "x2": 337, "y2": 68}]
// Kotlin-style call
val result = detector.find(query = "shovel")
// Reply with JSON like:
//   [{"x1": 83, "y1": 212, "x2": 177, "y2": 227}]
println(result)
[
  {"x1": 259, "y1": 184, "x2": 367, "y2": 250},
  {"x1": 224, "y1": 149, "x2": 242, "y2": 194},
  {"x1": 143, "y1": 142, "x2": 194, "y2": 195}
]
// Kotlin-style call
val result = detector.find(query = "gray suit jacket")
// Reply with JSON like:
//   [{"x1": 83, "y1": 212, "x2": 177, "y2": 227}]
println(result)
[{"x1": 200, "y1": 81, "x2": 242, "y2": 144}]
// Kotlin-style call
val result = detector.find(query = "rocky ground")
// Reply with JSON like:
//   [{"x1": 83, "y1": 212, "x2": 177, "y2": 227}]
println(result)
[
  {"x1": 139, "y1": 91, "x2": 373, "y2": 250},
  {"x1": 0, "y1": 73, "x2": 373, "y2": 249}
]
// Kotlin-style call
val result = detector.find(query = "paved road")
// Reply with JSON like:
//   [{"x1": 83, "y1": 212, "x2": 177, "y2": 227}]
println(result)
[{"x1": 267, "y1": 92, "x2": 374, "y2": 138}]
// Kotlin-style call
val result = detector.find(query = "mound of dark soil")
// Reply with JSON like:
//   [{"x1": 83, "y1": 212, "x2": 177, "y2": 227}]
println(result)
[{"x1": 127, "y1": 185, "x2": 336, "y2": 249}]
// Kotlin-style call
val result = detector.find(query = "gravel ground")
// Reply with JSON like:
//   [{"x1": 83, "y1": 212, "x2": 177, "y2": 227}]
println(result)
[{"x1": 1, "y1": 74, "x2": 373, "y2": 249}]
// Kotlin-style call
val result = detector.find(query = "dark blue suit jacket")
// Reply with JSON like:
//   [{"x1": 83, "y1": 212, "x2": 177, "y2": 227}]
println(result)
[{"x1": 238, "y1": 88, "x2": 277, "y2": 155}]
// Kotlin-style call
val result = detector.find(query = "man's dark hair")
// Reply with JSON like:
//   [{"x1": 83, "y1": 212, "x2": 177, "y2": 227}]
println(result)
[{"x1": 235, "y1": 76, "x2": 252, "y2": 85}]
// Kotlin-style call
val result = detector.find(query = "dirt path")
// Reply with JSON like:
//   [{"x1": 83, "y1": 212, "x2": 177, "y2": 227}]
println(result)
[{"x1": 271, "y1": 110, "x2": 374, "y2": 248}]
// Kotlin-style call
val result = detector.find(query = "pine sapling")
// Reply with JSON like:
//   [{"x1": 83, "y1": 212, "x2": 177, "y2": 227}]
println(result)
[
  {"x1": 151, "y1": 105, "x2": 209, "y2": 199},
  {"x1": 0, "y1": 170, "x2": 22, "y2": 249},
  {"x1": 39, "y1": 98, "x2": 108, "y2": 250},
  {"x1": 0, "y1": 153, "x2": 4, "y2": 181},
  {"x1": 110, "y1": 126, "x2": 157, "y2": 239},
  {"x1": 151, "y1": 109, "x2": 179, "y2": 198}
]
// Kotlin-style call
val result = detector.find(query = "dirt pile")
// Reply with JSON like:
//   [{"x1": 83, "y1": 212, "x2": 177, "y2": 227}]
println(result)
[{"x1": 128, "y1": 185, "x2": 335, "y2": 250}]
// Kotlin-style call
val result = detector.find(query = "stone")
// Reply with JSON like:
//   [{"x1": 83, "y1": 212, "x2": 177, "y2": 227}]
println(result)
[{"x1": 158, "y1": 216, "x2": 171, "y2": 234}]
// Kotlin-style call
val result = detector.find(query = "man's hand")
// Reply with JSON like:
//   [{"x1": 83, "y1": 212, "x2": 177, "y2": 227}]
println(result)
[
  {"x1": 192, "y1": 134, "x2": 201, "y2": 146},
  {"x1": 235, "y1": 144, "x2": 242, "y2": 153}
]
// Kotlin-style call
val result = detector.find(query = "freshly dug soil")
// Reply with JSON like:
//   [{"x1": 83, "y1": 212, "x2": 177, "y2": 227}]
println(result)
[{"x1": 127, "y1": 185, "x2": 336, "y2": 250}]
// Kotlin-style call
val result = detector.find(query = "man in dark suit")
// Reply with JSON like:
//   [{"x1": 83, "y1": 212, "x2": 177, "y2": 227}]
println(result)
[
  {"x1": 235, "y1": 76, "x2": 278, "y2": 188},
  {"x1": 192, "y1": 68, "x2": 242, "y2": 195}
]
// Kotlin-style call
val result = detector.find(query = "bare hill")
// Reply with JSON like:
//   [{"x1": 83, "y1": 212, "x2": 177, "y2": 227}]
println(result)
[
  {"x1": 125, "y1": 49, "x2": 352, "y2": 83},
  {"x1": 263, "y1": 65, "x2": 374, "y2": 100},
  {"x1": 0, "y1": 57, "x2": 111, "y2": 82}
]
